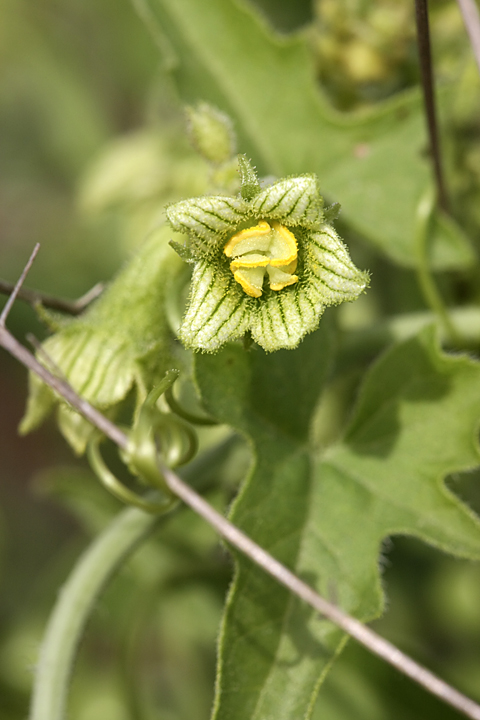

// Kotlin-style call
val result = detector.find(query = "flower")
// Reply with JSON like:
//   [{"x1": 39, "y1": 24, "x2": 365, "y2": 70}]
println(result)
[{"x1": 166, "y1": 156, "x2": 369, "y2": 353}]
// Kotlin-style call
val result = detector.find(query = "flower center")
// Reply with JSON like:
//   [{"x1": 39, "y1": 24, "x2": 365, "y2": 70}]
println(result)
[{"x1": 223, "y1": 220, "x2": 299, "y2": 298}]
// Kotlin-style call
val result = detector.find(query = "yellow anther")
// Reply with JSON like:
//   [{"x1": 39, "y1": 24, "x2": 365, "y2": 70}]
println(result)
[
  {"x1": 231, "y1": 254, "x2": 270, "y2": 270},
  {"x1": 233, "y1": 268, "x2": 264, "y2": 298},
  {"x1": 224, "y1": 220, "x2": 299, "y2": 297},
  {"x1": 267, "y1": 265, "x2": 299, "y2": 291},
  {"x1": 224, "y1": 220, "x2": 271, "y2": 257},
  {"x1": 269, "y1": 221, "x2": 298, "y2": 267}
]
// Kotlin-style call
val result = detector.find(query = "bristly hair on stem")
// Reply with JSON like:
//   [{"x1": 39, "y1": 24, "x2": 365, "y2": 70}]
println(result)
[{"x1": 414, "y1": 0, "x2": 449, "y2": 213}]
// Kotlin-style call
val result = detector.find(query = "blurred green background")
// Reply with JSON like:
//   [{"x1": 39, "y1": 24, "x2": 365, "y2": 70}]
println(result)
[{"x1": 1, "y1": 1, "x2": 480, "y2": 718}]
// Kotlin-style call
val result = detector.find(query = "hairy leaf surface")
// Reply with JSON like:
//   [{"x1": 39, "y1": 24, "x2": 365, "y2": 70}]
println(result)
[{"x1": 195, "y1": 327, "x2": 480, "y2": 720}]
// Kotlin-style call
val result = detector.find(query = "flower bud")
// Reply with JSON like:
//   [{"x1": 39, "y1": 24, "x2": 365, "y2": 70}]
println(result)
[{"x1": 186, "y1": 103, "x2": 236, "y2": 166}]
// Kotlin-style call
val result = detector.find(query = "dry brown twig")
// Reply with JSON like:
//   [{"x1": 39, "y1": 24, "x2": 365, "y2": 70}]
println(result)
[{"x1": 0, "y1": 272, "x2": 104, "y2": 317}]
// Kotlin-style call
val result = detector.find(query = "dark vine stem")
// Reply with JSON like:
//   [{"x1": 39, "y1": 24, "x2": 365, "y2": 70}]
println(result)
[
  {"x1": 2, "y1": 249, "x2": 480, "y2": 720},
  {"x1": 457, "y1": 0, "x2": 480, "y2": 75},
  {"x1": 414, "y1": 0, "x2": 450, "y2": 213}
]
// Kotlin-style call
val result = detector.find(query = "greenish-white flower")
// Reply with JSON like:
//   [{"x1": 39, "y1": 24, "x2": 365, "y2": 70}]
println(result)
[{"x1": 166, "y1": 156, "x2": 369, "y2": 352}]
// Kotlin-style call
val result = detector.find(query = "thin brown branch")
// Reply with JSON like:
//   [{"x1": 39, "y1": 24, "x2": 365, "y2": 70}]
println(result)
[
  {"x1": 414, "y1": 0, "x2": 450, "y2": 212},
  {"x1": 0, "y1": 244, "x2": 40, "y2": 326},
  {"x1": 0, "y1": 279, "x2": 104, "y2": 316},
  {"x1": 456, "y1": 0, "x2": 480, "y2": 76},
  {"x1": 0, "y1": 328, "x2": 127, "y2": 449}
]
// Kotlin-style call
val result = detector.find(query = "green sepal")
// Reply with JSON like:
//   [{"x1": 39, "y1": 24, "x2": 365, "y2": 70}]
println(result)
[
  {"x1": 323, "y1": 202, "x2": 341, "y2": 222},
  {"x1": 169, "y1": 239, "x2": 196, "y2": 263},
  {"x1": 238, "y1": 154, "x2": 261, "y2": 200},
  {"x1": 34, "y1": 304, "x2": 71, "y2": 332}
]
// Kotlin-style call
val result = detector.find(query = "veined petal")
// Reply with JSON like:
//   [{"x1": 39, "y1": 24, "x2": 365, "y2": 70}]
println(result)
[
  {"x1": 250, "y1": 285, "x2": 319, "y2": 351},
  {"x1": 166, "y1": 196, "x2": 245, "y2": 243},
  {"x1": 19, "y1": 328, "x2": 137, "y2": 452},
  {"x1": 179, "y1": 261, "x2": 251, "y2": 351},
  {"x1": 249, "y1": 175, "x2": 323, "y2": 228},
  {"x1": 305, "y1": 225, "x2": 369, "y2": 305}
]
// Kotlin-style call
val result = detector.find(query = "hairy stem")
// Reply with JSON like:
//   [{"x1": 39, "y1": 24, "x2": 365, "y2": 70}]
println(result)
[{"x1": 29, "y1": 507, "x2": 161, "y2": 720}]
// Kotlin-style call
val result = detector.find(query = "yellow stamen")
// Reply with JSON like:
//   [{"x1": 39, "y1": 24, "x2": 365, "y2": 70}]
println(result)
[
  {"x1": 224, "y1": 220, "x2": 271, "y2": 257},
  {"x1": 224, "y1": 219, "x2": 299, "y2": 297},
  {"x1": 231, "y1": 254, "x2": 270, "y2": 270},
  {"x1": 233, "y1": 268, "x2": 264, "y2": 298},
  {"x1": 267, "y1": 266, "x2": 299, "y2": 291},
  {"x1": 269, "y1": 221, "x2": 298, "y2": 267}
]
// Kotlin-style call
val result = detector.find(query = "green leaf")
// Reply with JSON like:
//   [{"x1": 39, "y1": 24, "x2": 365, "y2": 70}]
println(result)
[
  {"x1": 135, "y1": 0, "x2": 474, "y2": 270},
  {"x1": 195, "y1": 326, "x2": 480, "y2": 720}
]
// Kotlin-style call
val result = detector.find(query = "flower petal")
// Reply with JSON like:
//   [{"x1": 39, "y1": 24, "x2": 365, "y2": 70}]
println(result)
[
  {"x1": 248, "y1": 175, "x2": 323, "y2": 228},
  {"x1": 179, "y1": 261, "x2": 251, "y2": 351},
  {"x1": 250, "y1": 285, "x2": 320, "y2": 351},
  {"x1": 305, "y1": 225, "x2": 369, "y2": 306},
  {"x1": 166, "y1": 196, "x2": 245, "y2": 244}
]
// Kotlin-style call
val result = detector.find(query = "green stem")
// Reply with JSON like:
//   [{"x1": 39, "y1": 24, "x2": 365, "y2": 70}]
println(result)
[
  {"x1": 29, "y1": 507, "x2": 161, "y2": 720},
  {"x1": 415, "y1": 189, "x2": 461, "y2": 345}
]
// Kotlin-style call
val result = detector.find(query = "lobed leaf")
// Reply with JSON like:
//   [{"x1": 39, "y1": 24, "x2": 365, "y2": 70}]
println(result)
[{"x1": 195, "y1": 327, "x2": 480, "y2": 720}]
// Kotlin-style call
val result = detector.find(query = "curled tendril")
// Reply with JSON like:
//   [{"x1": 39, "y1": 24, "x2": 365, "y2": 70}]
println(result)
[
  {"x1": 87, "y1": 370, "x2": 198, "y2": 514},
  {"x1": 164, "y1": 385, "x2": 218, "y2": 426}
]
